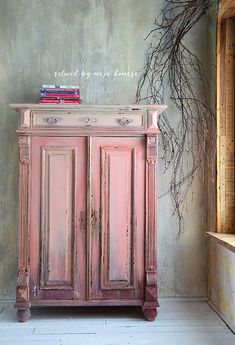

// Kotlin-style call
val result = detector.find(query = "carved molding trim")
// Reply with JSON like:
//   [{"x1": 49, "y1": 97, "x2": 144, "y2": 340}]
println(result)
[
  {"x1": 147, "y1": 110, "x2": 159, "y2": 130},
  {"x1": 146, "y1": 266, "x2": 157, "y2": 286},
  {"x1": 43, "y1": 116, "x2": 62, "y2": 125},
  {"x1": 116, "y1": 117, "x2": 134, "y2": 126},
  {"x1": 144, "y1": 285, "x2": 159, "y2": 308},
  {"x1": 79, "y1": 117, "x2": 97, "y2": 124},
  {"x1": 19, "y1": 109, "x2": 31, "y2": 128},
  {"x1": 145, "y1": 134, "x2": 158, "y2": 306},
  {"x1": 17, "y1": 134, "x2": 31, "y2": 306},
  {"x1": 16, "y1": 267, "x2": 29, "y2": 303},
  {"x1": 146, "y1": 135, "x2": 158, "y2": 165}
]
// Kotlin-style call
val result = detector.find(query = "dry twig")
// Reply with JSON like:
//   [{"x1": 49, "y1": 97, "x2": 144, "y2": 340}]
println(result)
[{"x1": 136, "y1": 0, "x2": 217, "y2": 237}]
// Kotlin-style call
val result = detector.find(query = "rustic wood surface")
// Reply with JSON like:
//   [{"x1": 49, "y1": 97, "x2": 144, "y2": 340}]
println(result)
[
  {"x1": 217, "y1": 7, "x2": 235, "y2": 233},
  {"x1": 0, "y1": 300, "x2": 234, "y2": 344},
  {"x1": 12, "y1": 105, "x2": 165, "y2": 321}
]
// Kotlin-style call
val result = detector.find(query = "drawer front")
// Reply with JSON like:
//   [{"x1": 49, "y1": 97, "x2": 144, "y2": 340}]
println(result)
[{"x1": 32, "y1": 112, "x2": 146, "y2": 129}]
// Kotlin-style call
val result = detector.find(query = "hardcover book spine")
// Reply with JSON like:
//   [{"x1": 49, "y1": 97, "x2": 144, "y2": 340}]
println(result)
[
  {"x1": 39, "y1": 99, "x2": 60, "y2": 103},
  {"x1": 40, "y1": 93, "x2": 80, "y2": 98},
  {"x1": 39, "y1": 99, "x2": 81, "y2": 104},
  {"x1": 40, "y1": 97, "x2": 81, "y2": 101},
  {"x1": 61, "y1": 99, "x2": 81, "y2": 104},
  {"x1": 40, "y1": 90, "x2": 80, "y2": 94},
  {"x1": 42, "y1": 84, "x2": 80, "y2": 89}
]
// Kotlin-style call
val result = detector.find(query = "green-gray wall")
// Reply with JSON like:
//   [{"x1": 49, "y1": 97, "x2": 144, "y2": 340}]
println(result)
[{"x1": 0, "y1": 0, "x2": 215, "y2": 299}]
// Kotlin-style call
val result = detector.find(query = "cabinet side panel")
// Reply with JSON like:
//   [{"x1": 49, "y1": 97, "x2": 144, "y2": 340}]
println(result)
[
  {"x1": 41, "y1": 147, "x2": 75, "y2": 289},
  {"x1": 101, "y1": 146, "x2": 136, "y2": 289}
]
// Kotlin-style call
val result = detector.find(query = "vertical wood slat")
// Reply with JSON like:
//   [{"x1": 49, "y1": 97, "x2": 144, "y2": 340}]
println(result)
[
  {"x1": 217, "y1": 13, "x2": 235, "y2": 233},
  {"x1": 219, "y1": 0, "x2": 235, "y2": 18}
]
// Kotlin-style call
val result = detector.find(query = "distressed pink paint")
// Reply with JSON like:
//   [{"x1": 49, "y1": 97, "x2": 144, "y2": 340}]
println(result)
[{"x1": 10, "y1": 104, "x2": 167, "y2": 322}]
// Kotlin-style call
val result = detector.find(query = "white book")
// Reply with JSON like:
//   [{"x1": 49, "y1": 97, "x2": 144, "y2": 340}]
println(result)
[{"x1": 42, "y1": 84, "x2": 80, "y2": 89}]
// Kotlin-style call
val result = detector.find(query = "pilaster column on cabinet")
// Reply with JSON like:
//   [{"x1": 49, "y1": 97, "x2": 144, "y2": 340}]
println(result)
[
  {"x1": 144, "y1": 134, "x2": 158, "y2": 321},
  {"x1": 15, "y1": 134, "x2": 31, "y2": 314}
]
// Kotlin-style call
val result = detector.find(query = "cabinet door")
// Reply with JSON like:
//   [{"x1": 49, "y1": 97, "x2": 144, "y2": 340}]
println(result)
[
  {"x1": 30, "y1": 137, "x2": 86, "y2": 301},
  {"x1": 91, "y1": 137, "x2": 145, "y2": 301}
]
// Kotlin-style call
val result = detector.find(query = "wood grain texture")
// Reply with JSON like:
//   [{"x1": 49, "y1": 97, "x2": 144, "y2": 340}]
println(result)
[
  {"x1": 0, "y1": 300, "x2": 234, "y2": 344},
  {"x1": 219, "y1": 0, "x2": 235, "y2": 18},
  {"x1": 217, "y1": 15, "x2": 235, "y2": 233}
]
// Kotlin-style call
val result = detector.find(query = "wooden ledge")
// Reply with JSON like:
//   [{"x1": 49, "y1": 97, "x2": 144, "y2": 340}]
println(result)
[{"x1": 207, "y1": 232, "x2": 235, "y2": 253}]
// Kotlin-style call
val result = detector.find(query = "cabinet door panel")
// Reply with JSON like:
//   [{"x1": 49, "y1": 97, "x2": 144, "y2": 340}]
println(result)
[
  {"x1": 100, "y1": 146, "x2": 135, "y2": 289},
  {"x1": 30, "y1": 137, "x2": 86, "y2": 301},
  {"x1": 40, "y1": 146, "x2": 74, "y2": 289},
  {"x1": 91, "y1": 137, "x2": 145, "y2": 300}
]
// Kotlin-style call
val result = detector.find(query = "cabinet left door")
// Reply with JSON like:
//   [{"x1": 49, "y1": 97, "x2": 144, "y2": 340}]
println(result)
[{"x1": 30, "y1": 137, "x2": 87, "y2": 302}]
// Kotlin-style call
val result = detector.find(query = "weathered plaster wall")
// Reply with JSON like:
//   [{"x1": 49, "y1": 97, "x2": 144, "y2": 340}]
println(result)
[
  {"x1": 0, "y1": 0, "x2": 213, "y2": 299},
  {"x1": 209, "y1": 238, "x2": 235, "y2": 331}
]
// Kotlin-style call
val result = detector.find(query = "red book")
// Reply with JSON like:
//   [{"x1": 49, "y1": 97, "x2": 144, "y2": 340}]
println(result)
[
  {"x1": 39, "y1": 99, "x2": 81, "y2": 104},
  {"x1": 39, "y1": 99, "x2": 60, "y2": 103},
  {"x1": 42, "y1": 93, "x2": 80, "y2": 98}
]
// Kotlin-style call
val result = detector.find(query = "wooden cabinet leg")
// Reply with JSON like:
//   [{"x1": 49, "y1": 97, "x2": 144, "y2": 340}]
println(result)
[
  {"x1": 144, "y1": 308, "x2": 157, "y2": 321},
  {"x1": 143, "y1": 307, "x2": 157, "y2": 321},
  {"x1": 17, "y1": 308, "x2": 31, "y2": 322}
]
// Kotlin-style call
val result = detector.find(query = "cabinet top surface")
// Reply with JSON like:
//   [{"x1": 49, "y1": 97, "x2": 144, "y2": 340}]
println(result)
[{"x1": 10, "y1": 103, "x2": 167, "y2": 114}]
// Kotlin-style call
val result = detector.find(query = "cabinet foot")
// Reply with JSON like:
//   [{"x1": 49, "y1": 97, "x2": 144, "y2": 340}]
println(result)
[
  {"x1": 17, "y1": 308, "x2": 31, "y2": 322},
  {"x1": 143, "y1": 308, "x2": 157, "y2": 321}
]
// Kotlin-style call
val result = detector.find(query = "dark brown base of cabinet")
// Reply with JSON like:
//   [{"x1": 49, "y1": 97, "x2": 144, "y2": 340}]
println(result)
[
  {"x1": 16, "y1": 304, "x2": 158, "y2": 322},
  {"x1": 17, "y1": 308, "x2": 31, "y2": 322}
]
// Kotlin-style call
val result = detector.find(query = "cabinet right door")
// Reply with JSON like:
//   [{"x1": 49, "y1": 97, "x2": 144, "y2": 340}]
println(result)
[{"x1": 91, "y1": 137, "x2": 145, "y2": 301}]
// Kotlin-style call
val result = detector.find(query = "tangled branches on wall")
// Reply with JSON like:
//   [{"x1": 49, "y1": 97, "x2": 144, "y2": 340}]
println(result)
[{"x1": 136, "y1": 0, "x2": 217, "y2": 237}]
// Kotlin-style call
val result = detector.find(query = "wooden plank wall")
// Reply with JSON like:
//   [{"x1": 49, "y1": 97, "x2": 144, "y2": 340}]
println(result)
[
  {"x1": 219, "y1": 0, "x2": 235, "y2": 18},
  {"x1": 217, "y1": 2, "x2": 235, "y2": 233}
]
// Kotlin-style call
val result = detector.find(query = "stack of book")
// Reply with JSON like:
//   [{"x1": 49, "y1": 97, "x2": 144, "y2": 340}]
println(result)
[{"x1": 39, "y1": 85, "x2": 81, "y2": 104}]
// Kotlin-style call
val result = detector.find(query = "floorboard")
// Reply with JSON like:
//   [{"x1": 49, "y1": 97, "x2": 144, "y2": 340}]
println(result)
[{"x1": 0, "y1": 300, "x2": 234, "y2": 345}]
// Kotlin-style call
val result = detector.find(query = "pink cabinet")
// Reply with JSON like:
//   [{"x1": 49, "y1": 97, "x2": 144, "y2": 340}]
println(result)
[{"x1": 10, "y1": 104, "x2": 167, "y2": 322}]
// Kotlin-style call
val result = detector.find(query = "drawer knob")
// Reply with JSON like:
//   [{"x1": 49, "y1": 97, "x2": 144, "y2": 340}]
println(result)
[
  {"x1": 117, "y1": 117, "x2": 134, "y2": 126},
  {"x1": 79, "y1": 117, "x2": 97, "y2": 125},
  {"x1": 43, "y1": 116, "x2": 62, "y2": 125}
]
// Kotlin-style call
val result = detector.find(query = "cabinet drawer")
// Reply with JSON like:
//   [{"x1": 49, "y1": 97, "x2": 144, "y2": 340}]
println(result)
[{"x1": 32, "y1": 111, "x2": 146, "y2": 129}]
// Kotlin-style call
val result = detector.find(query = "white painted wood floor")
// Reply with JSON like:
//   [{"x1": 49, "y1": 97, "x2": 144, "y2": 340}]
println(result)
[{"x1": 0, "y1": 300, "x2": 234, "y2": 345}]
